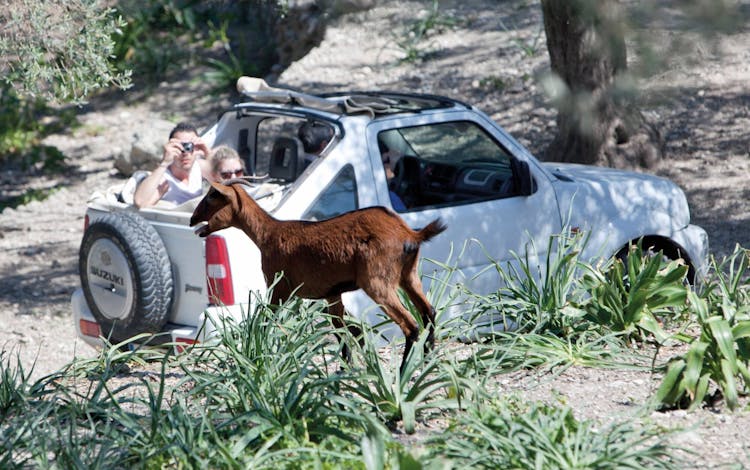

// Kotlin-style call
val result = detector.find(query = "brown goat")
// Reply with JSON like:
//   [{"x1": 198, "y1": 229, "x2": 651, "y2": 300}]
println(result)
[{"x1": 190, "y1": 181, "x2": 446, "y2": 371}]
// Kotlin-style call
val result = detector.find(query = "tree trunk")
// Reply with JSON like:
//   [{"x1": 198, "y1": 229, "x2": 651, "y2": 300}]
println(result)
[{"x1": 540, "y1": 0, "x2": 662, "y2": 169}]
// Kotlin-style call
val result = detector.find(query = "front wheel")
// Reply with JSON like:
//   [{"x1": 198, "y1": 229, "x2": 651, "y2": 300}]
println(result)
[{"x1": 615, "y1": 239, "x2": 692, "y2": 286}]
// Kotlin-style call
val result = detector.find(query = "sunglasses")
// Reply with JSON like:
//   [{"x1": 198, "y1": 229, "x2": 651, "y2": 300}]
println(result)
[{"x1": 220, "y1": 168, "x2": 244, "y2": 179}]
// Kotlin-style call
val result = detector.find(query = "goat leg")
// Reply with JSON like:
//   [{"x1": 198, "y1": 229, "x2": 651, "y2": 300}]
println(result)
[
  {"x1": 366, "y1": 288, "x2": 421, "y2": 375},
  {"x1": 400, "y1": 329, "x2": 420, "y2": 374},
  {"x1": 326, "y1": 296, "x2": 362, "y2": 364},
  {"x1": 425, "y1": 306, "x2": 437, "y2": 351},
  {"x1": 401, "y1": 275, "x2": 437, "y2": 352}
]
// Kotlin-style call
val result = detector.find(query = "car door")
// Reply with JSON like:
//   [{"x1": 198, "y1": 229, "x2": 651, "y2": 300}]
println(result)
[{"x1": 362, "y1": 115, "x2": 564, "y2": 328}]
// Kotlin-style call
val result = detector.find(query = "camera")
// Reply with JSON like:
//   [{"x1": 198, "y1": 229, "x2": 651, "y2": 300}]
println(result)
[{"x1": 181, "y1": 142, "x2": 194, "y2": 153}]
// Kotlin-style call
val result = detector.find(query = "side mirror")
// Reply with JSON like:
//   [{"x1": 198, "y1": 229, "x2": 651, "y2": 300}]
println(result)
[{"x1": 510, "y1": 158, "x2": 536, "y2": 196}]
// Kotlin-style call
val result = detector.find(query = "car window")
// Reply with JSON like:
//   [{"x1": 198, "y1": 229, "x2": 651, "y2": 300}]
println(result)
[
  {"x1": 303, "y1": 164, "x2": 358, "y2": 221},
  {"x1": 398, "y1": 121, "x2": 511, "y2": 164},
  {"x1": 255, "y1": 116, "x2": 336, "y2": 181},
  {"x1": 377, "y1": 121, "x2": 521, "y2": 210}
]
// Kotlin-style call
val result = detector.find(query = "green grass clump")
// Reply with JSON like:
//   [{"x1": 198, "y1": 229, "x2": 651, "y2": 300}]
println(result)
[
  {"x1": 581, "y1": 241, "x2": 690, "y2": 343},
  {"x1": 655, "y1": 245, "x2": 750, "y2": 410},
  {"x1": 425, "y1": 398, "x2": 681, "y2": 469}
]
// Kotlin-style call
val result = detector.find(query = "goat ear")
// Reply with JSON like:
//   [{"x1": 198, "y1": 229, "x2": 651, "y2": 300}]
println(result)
[
  {"x1": 229, "y1": 184, "x2": 246, "y2": 212},
  {"x1": 206, "y1": 181, "x2": 240, "y2": 213},
  {"x1": 219, "y1": 182, "x2": 244, "y2": 208}
]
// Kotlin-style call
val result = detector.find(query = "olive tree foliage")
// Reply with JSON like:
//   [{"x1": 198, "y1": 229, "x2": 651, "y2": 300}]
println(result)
[
  {"x1": 0, "y1": 0, "x2": 131, "y2": 104},
  {"x1": 538, "y1": 0, "x2": 741, "y2": 169}
]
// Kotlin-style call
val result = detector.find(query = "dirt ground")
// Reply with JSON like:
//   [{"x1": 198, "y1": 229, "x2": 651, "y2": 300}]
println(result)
[{"x1": 0, "y1": 1, "x2": 748, "y2": 467}]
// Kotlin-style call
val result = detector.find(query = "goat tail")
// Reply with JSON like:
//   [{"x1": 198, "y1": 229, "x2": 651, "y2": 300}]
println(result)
[{"x1": 416, "y1": 218, "x2": 447, "y2": 244}]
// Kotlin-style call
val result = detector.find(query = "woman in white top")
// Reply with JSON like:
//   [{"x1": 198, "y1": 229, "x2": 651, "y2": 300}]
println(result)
[{"x1": 134, "y1": 122, "x2": 211, "y2": 208}]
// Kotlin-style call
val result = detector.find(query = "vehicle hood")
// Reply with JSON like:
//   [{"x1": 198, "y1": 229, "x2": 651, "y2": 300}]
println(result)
[{"x1": 544, "y1": 162, "x2": 691, "y2": 232}]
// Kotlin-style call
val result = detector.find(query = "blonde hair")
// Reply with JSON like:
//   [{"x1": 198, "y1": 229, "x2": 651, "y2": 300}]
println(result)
[{"x1": 210, "y1": 145, "x2": 245, "y2": 176}]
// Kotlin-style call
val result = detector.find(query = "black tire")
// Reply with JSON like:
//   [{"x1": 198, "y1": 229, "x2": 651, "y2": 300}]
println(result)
[{"x1": 79, "y1": 211, "x2": 173, "y2": 344}]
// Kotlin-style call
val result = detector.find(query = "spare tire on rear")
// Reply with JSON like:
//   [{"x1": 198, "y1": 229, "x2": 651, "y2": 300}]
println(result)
[{"x1": 79, "y1": 211, "x2": 173, "y2": 344}]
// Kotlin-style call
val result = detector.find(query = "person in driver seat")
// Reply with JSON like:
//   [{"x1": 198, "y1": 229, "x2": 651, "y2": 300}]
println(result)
[{"x1": 378, "y1": 138, "x2": 407, "y2": 212}]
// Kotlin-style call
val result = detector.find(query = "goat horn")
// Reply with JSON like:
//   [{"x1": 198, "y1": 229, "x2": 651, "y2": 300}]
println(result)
[{"x1": 223, "y1": 175, "x2": 268, "y2": 186}]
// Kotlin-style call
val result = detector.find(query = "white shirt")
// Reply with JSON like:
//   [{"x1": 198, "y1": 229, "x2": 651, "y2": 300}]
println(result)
[{"x1": 161, "y1": 162, "x2": 203, "y2": 204}]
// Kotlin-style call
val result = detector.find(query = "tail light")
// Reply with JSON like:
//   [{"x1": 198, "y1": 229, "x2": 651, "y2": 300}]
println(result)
[
  {"x1": 79, "y1": 319, "x2": 101, "y2": 338},
  {"x1": 174, "y1": 337, "x2": 198, "y2": 354},
  {"x1": 84, "y1": 214, "x2": 90, "y2": 231},
  {"x1": 205, "y1": 234, "x2": 235, "y2": 305}
]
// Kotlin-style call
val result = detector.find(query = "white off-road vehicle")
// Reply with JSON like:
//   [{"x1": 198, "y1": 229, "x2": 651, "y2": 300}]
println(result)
[{"x1": 72, "y1": 78, "x2": 709, "y2": 350}]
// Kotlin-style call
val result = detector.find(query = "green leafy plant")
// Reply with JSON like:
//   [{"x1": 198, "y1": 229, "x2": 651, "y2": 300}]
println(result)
[
  {"x1": 0, "y1": 187, "x2": 61, "y2": 213},
  {"x1": 465, "y1": 331, "x2": 638, "y2": 379},
  {"x1": 335, "y1": 249, "x2": 473, "y2": 434},
  {"x1": 1, "y1": 1, "x2": 130, "y2": 103},
  {"x1": 203, "y1": 20, "x2": 260, "y2": 93},
  {"x1": 477, "y1": 228, "x2": 591, "y2": 337},
  {"x1": 581, "y1": 242, "x2": 690, "y2": 343},
  {"x1": 0, "y1": 349, "x2": 30, "y2": 421},
  {"x1": 425, "y1": 397, "x2": 681, "y2": 469},
  {"x1": 0, "y1": 84, "x2": 74, "y2": 211},
  {"x1": 0, "y1": 311, "x2": 388, "y2": 467},
  {"x1": 655, "y1": 246, "x2": 750, "y2": 410},
  {"x1": 0, "y1": 84, "x2": 76, "y2": 167},
  {"x1": 166, "y1": 286, "x2": 401, "y2": 468},
  {"x1": 111, "y1": 0, "x2": 200, "y2": 81},
  {"x1": 340, "y1": 324, "x2": 466, "y2": 434}
]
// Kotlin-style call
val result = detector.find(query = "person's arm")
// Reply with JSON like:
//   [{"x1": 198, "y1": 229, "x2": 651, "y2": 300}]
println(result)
[
  {"x1": 194, "y1": 138, "x2": 212, "y2": 181},
  {"x1": 133, "y1": 164, "x2": 169, "y2": 208}
]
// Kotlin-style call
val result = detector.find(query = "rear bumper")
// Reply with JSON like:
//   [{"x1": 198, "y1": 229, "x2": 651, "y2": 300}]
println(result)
[{"x1": 71, "y1": 288, "x2": 246, "y2": 352}]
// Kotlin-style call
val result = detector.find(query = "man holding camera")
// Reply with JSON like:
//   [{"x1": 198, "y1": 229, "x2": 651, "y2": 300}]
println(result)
[{"x1": 134, "y1": 122, "x2": 211, "y2": 208}]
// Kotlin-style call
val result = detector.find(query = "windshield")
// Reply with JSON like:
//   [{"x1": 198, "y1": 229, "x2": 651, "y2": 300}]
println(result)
[
  {"x1": 376, "y1": 121, "x2": 522, "y2": 211},
  {"x1": 390, "y1": 121, "x2": 511, "y2": 166}
]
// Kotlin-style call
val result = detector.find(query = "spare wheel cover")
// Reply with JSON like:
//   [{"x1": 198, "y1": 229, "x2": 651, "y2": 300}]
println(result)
[{"x1": 79, "y1": 211, "x2": 173, "y2": 343}]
